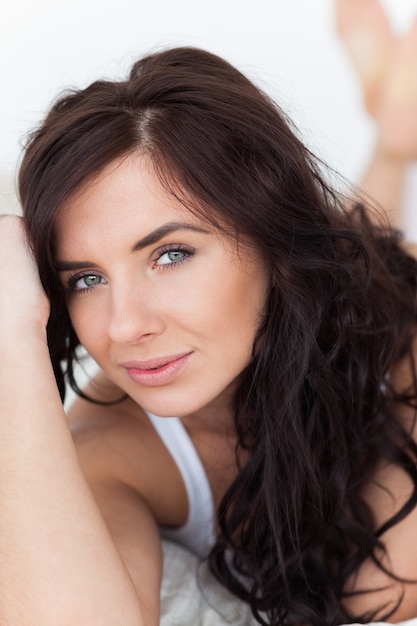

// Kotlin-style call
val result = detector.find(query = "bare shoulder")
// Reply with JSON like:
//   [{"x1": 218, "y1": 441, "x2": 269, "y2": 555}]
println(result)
[
  {"x1": 67, "y1": 374, "x2": 155, "y2": 482},
  {"x1": 66, "y1": 371, "x2": 188, "y2": 527},
  {"x1": 403, "y1": 240, "x2": 417, "y2": 260},
  {"x1": 344, "y1": 460, "x2": 417, "y2": 620},
  {"x1": 344, "y1": 334, "x2": 417, "y2": 621}
]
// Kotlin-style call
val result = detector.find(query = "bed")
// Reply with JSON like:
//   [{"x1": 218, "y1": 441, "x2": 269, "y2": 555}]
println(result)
[{"x1": 160, "y1": 540, "x2": 417, "y2": 626}]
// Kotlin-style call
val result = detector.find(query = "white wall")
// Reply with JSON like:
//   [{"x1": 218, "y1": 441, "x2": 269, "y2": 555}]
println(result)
[{"x1": 1, "y1": 0, "x2": 417, "y2": 232}]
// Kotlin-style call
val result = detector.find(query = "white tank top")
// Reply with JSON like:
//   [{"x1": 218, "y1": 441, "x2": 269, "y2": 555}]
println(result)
[{"x1": 146, "y1": 412, "x2": 216, "y2": 560}]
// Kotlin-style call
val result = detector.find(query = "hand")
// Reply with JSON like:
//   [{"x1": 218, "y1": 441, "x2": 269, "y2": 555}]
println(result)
[{"x1": 0, "y1": 215, "x2": 50, "y2": 336}]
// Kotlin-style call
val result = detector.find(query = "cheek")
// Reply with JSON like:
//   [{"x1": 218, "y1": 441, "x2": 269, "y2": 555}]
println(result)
[
  {"x1": 182, "y1": 266, "x2": 267, "y2": 343},
  {"x1": 66, "y1": 299, "x2": 107, "y2": 353}
]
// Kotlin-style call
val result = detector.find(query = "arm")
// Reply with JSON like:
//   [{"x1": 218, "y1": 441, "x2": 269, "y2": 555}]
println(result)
[{"x1": 0, "y1": 216, "x2": 161, "y2": 625}]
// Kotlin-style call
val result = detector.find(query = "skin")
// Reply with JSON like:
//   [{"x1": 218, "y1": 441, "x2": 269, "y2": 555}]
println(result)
[
  {"x1": 56, "y1": 153, "x2": 270, "y2": 425},
  {"x1": 2, "y1": 148, "x2": 417, "y2": 622},
  {"x1": 2, "y1": 7, "x2": 417, "y2": 619},
  {"x1": 336, "y1": 0, "x2": 394, "y2": 117},
  {"x1": 2, "y1": 6, "x2": 417, "y2": 621},
  {"x1": 336, "y1": 0, "x2": 417, "y2": 228},
  {"x1": 332, "y1": 5, "x2": 417, "y2": 589},
  {"x1": 50, "y1": 153, "x2": 417, "y2": 621},
  {"x1": 0, "y1": 153, "x2": 269, "y2": 624},
  {"x1": 0, "y1": 216, "x2": 152, "y2": 625},
  {"x1": 57, "y1": 152, "x2": 268, "y2": 613},
  {"x1": 334, "y1": 4, "x2": 417, "y2": 592}
]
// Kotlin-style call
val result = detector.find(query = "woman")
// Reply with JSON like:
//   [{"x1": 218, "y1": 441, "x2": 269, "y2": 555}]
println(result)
[{"x1": 2, "y1": 46, "x2": 417, "y2": 626}]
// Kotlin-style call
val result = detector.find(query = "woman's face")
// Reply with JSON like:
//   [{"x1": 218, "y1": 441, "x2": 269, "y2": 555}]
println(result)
[{"x1": 55, "y1": 154, "x2": 269, "y2": 419}]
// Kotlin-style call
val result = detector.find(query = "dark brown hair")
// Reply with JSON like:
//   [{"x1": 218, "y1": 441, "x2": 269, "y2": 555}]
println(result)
[{"x1": 19, "y1": 47, "x2": 417, "y2": 625}]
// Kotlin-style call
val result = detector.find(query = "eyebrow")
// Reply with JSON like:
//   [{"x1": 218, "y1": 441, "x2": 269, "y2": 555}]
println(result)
[
  {"x1": 131, "y1": 221, "x2": 209, "y2": 252},
  {"x1": 55, "y1": 221, "x2": 210, "y2": 272}
]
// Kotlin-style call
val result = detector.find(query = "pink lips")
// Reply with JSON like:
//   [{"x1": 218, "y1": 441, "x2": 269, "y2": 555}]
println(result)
[{"x1": 120, "y1": 352, "x2": 192, "y2": 387}]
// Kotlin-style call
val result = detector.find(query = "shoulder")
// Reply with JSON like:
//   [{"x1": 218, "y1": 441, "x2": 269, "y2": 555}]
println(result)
[
  {"x1": 67, "y1": 375, "x2": 155, "y2": 484},
  {"x1": 344, "y1": 331, "x2": 417, "y2": 620},
  {"x1": 66, "y1": 371, "x2": 188, "y2": 527},
  {"x1": 344, "y1": 458, "x2": 417, "y2": 620},
  {"x1": 403, "y1": 240, "x2": 417, "y2": 260}
]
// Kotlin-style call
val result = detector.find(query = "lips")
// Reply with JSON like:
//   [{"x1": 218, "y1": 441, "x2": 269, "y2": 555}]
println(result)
[{"x1": 120, "y1": 352, "x2": 192, "y2": 387}]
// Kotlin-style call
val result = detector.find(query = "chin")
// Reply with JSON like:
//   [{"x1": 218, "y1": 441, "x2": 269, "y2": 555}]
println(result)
[{"x1": 129, "y1": 391, "x2": 206, "y2": 419}]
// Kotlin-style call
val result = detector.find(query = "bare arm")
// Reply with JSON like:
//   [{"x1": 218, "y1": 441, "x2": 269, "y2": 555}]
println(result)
[{"x1": 0, "y1": 216, "x2": 161, "y2": 625}]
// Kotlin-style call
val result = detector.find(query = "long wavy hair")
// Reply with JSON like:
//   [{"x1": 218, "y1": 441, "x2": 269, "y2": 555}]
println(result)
[{"x1": 19, "y1": 47, "x2": 417, "y2": 625}]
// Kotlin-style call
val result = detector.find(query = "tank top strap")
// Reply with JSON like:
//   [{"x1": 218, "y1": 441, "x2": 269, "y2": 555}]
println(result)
[{"x1": 146, "y1": 412, "x2": 216, "y2": 559}]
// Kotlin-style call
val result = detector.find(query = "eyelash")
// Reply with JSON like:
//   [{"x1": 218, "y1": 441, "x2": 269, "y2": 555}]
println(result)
[
  {"x1": 66, "y1": 273, "x2": 106, "y2": 295},
  {"x1": 65, "y1": 244, "x2": 195, "y2": 294},
  {"x1": 152, "y1": 243, "x2": 195, "y2": 270}
]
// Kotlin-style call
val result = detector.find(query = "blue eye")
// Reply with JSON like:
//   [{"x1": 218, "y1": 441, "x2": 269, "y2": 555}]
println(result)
[
  {"x1": 158, "y1": 249, "x2": 188, "y2": 265},
  {"x1": 69, "y1": 273, "x2": 106, "y2": 292},
  {"x1": 154, "y1": 245, "x2": 194, "y2": 268}
]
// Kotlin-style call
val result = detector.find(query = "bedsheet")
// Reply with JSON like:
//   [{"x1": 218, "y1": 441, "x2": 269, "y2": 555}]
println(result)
[{"x1": 160, "y1": 540, "x2": 417, "y2": 626}]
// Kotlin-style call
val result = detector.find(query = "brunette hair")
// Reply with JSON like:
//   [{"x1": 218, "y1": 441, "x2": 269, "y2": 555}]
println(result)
[{"x1": 19, "y1": 47, "x2": 417, "y2": 625}]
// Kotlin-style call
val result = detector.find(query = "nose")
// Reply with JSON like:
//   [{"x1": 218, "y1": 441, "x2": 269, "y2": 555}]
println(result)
[{"x1": 107, "y1": 283, "x2": 165, "y2": 344}]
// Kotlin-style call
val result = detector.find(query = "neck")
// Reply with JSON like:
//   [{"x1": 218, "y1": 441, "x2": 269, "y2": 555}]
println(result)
[{"x1": 181, "y1": 385, "x2": 236, "y2": 439}]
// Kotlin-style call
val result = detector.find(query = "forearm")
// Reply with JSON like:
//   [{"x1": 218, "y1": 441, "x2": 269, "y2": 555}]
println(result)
[{"x1": 0, "y1": 334, "x2": 146, "y2": 625}]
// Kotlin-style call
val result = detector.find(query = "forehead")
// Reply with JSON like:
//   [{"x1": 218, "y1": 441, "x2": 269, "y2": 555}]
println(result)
[
  {"x1": 53, "y1": 153, "x2": 248, "y2": 265},
  {"x1": 58, "y1": 154, "x2": 190, "y2": 222},
  {"x1": 55, "y1": 153, "x2": 216, "y2": 246}
]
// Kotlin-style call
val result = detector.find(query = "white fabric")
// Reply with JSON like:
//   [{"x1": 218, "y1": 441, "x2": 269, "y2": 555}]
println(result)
[
  {"x1": 161, "y1": 540, "x2": 257, "y2": 625},
  {"x1": 146, "y1": 412, "x2": 215, "y2": 559},
  {"x1": 160, "y1": 539, "x2": 417, "y2": 626},
  {"x1": 147, "y1": 412, "x2": 417, "y2": 625}
]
